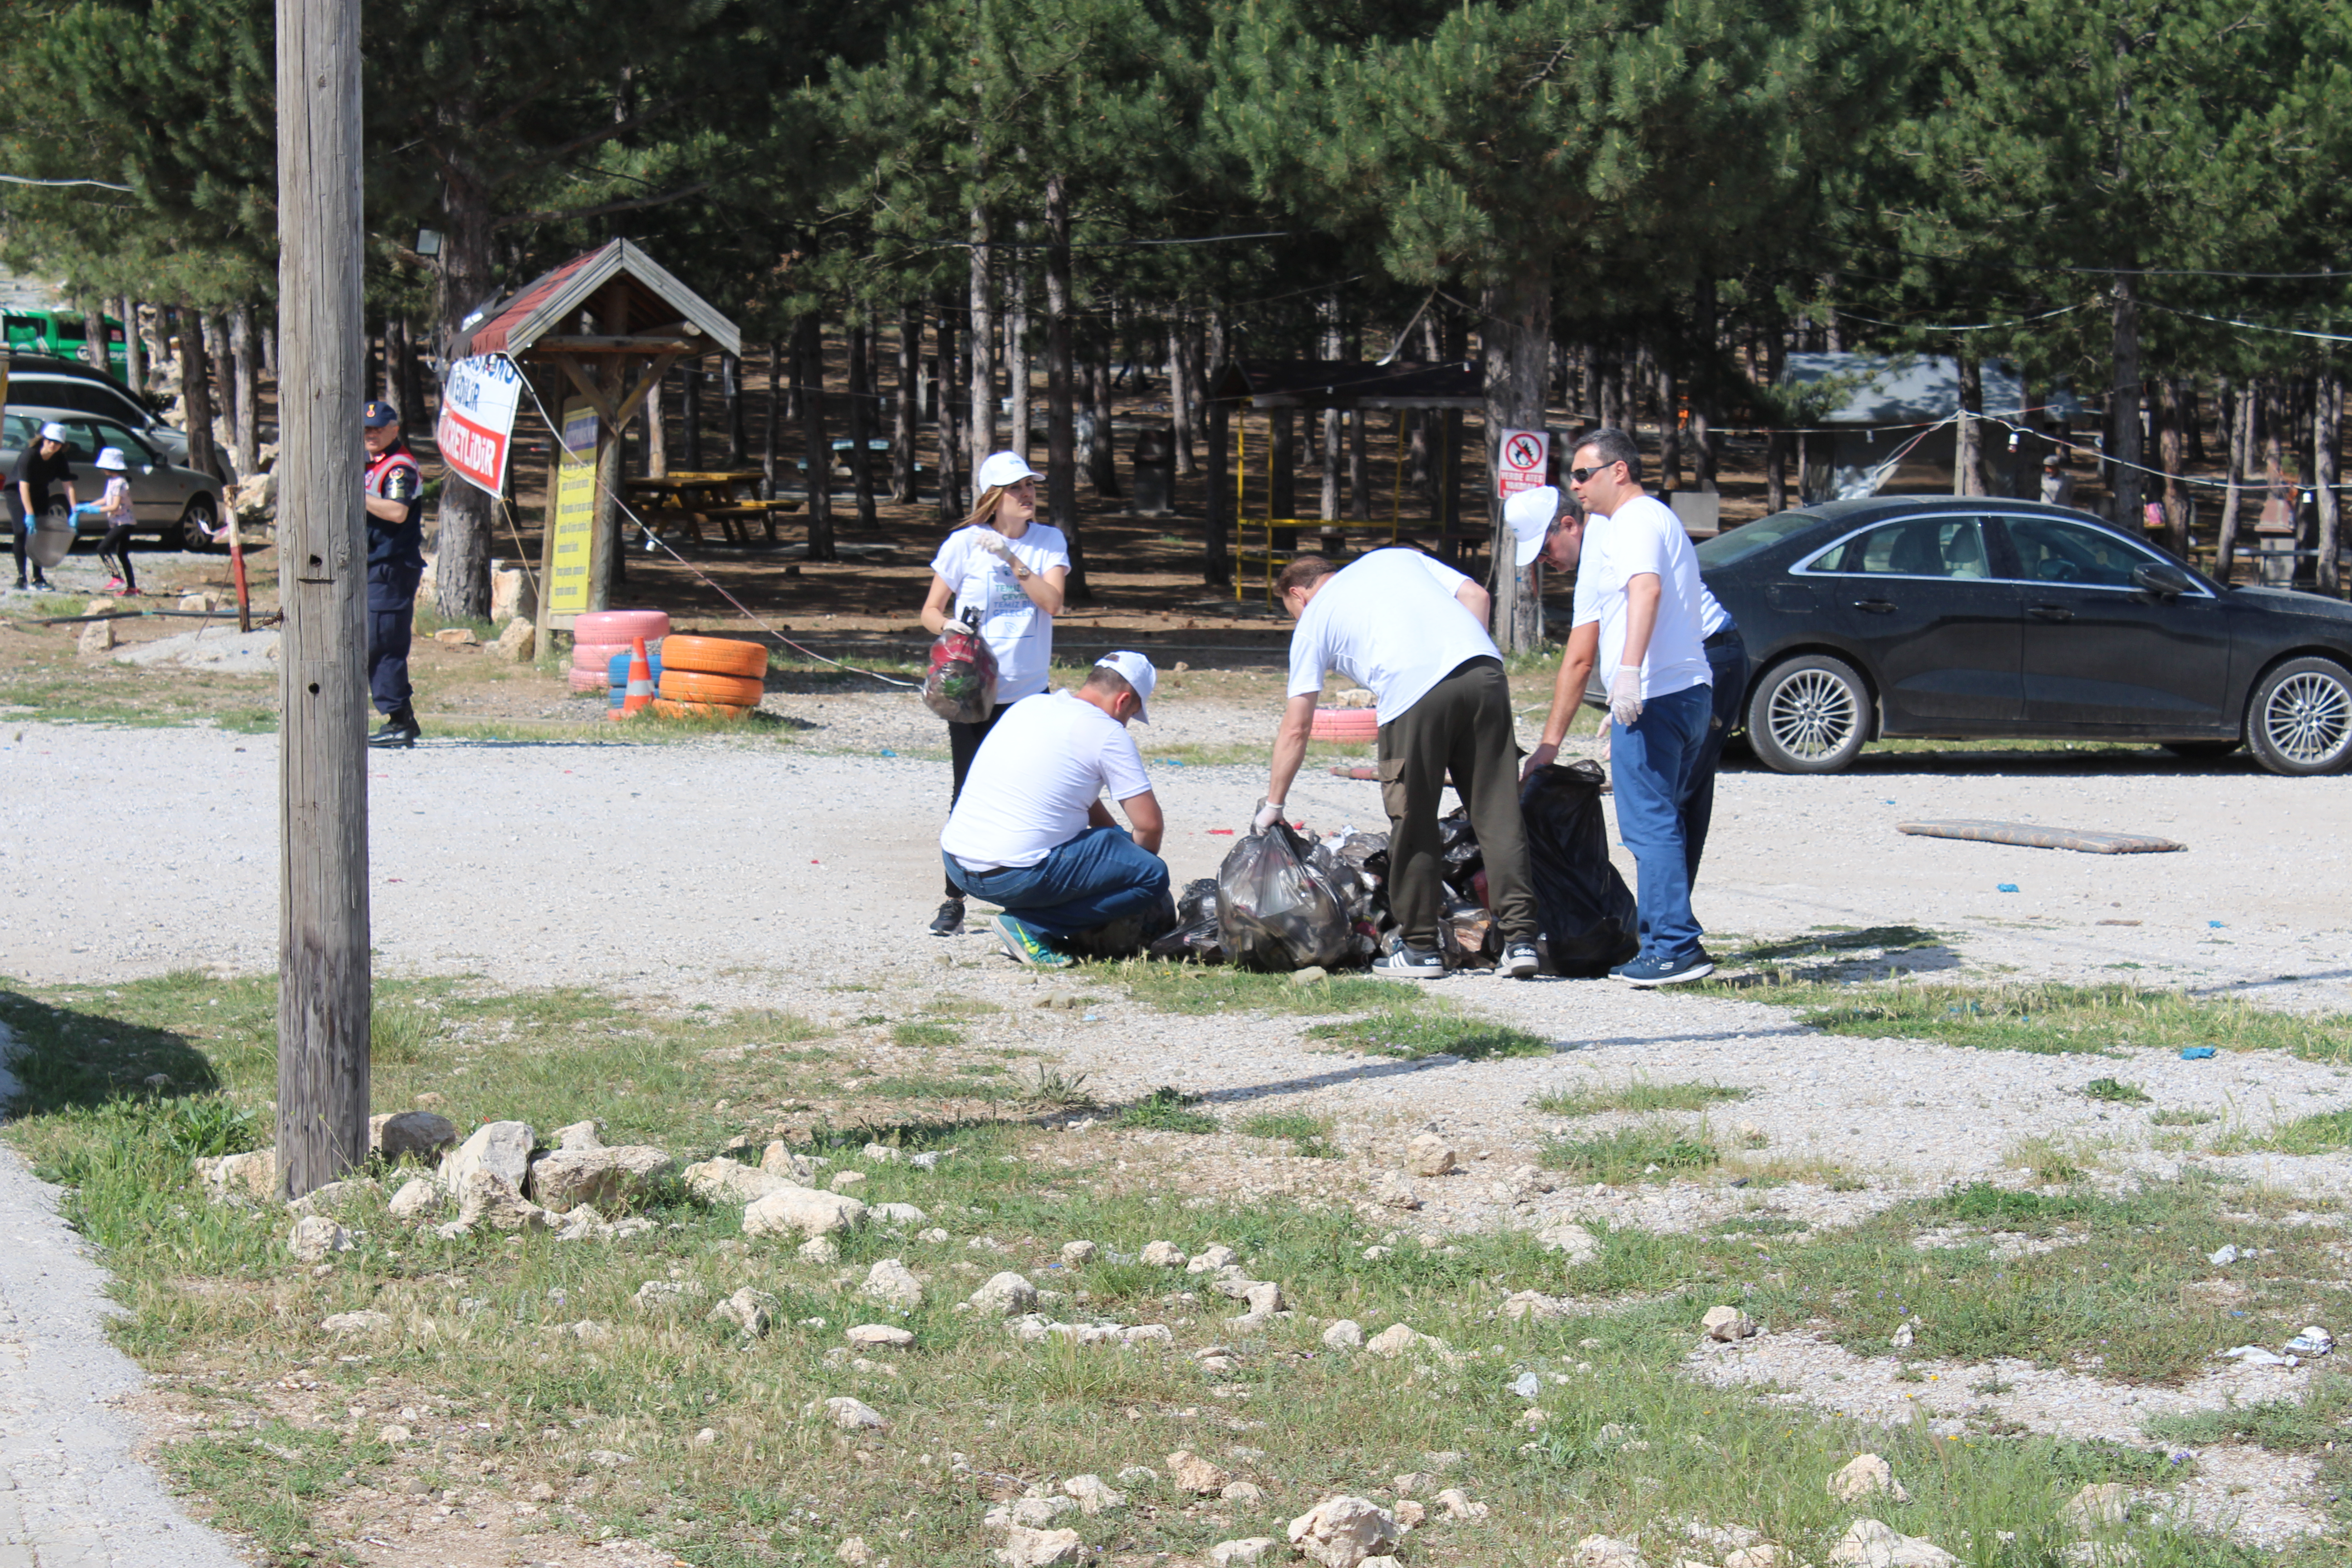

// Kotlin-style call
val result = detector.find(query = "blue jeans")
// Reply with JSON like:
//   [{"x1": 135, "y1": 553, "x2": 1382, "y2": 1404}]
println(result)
[
  {"x1": 1612, "y1": 681, "x2": 1710, "y2": 964},
  {"x1": 943, "y1": 826, "x2": 1170, "y2": 943},
  {"x1": 1682, "y1": 632, "x2": 1748, "y2": 885}
]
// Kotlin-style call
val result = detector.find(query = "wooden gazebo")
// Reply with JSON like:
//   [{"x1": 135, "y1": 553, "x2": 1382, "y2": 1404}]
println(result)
[
  {"x1": 452, "y1": 239, "x2": 740, "y2": 642},
  {"x1": 1206, "y1": 359, "x2": 1483, "y2": 599}
]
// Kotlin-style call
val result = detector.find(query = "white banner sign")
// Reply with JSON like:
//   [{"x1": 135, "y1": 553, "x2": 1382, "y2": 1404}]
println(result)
[{"x1": 436, "y1": 354, "x2": 524, "y2": 496}]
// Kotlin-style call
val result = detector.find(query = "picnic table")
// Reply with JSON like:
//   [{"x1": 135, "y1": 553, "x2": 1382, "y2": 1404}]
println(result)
[{"x1": 622, "y1": 470, "x2": 799, "y2": 546}]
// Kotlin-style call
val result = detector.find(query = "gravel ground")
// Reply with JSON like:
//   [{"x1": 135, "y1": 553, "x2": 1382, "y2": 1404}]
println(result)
[{"x1": 3, "y1": 692, "x2": 2350, "y2": 1550}]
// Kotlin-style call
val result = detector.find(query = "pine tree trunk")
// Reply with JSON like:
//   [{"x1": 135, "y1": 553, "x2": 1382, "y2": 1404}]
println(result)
[
  {"x1": 1656, "y1": 360, "x2": 1680, "y2": 493},
  {"x1": 763, "y1": 336, "x2": 781, "y2": 499},
  {"x1": 2318, "y1": 371, "x2": 2342, "y2": 594},
  {"x1": 1483, "y1": 262, "x2": 1548, "y2": 652},
  {"x1": 2183, "y1": 376, "x2": 2205, "y2": 466},
  {"x1": 1205, "y1": 385, "x2": 1229, "y2": 587},
  {"x1": 2157, "y1": 375, "x2": 2189, "y2": 555},
  {"x1": 121, "y1": 296, "x2": 144, "y2": 394},
  {"x1": 1085, "y1": 333, "x2": 1120, "y2": 497},
  {"x1": 723, "y1": 352, "x2": 746, "y2": 465},
  {"x1": 799, "y1": 314, "x2": 834, "y2": 563},
  {"x1": 1955, "y1": 352, "x2": 1986, "y2": 497},
  {"x1": 1319, "y1": 294, "x2": 1342, "y2": 520},
  {"x1": 179, "y1": 304, "x2": 219, "y2": 481},
  {"x1": 645, "y1": 375, "x2": 667, "y2": 480},
  {"x1": 231, "y1": 303, "x2": 259, "y2": 480},
  {"x1": 1268, "y1": 408, "x2": 1294, "y2": 517},
  {"x1": 1044, "y1": 173, "x2": 1088, "y2": 600},
  {"x1": 1349, "y1": 410, "x2": 1370, "y2": 522},
  {"x1": 1765, "y1": 315, "x2": 1788, "y2": 513},
  {"x1": 936, "y1": 293, "x2": 963, "y2": 519},
  {"x1": 431, "y1": 150, "x2": 496, "y2": 620},
  {"x1": 893, "y1": 306, "x2": 918, "y2": 502},
  {"x1": 1692, "y1": 276, "x2": 1718, "y2": 490},
  {"x1": 2216, "y1": 380, "x2": 2247, "y2": 583},
  {"x1": 2109, "y1": 274, "x2": 2143, "y2": 529},
  {"x1": 206, "y1": 313, "x2": 239, "y2": 466},
  {"x1": 969, "y1": 200, "x2": 996, "y2": 466},
  {"x1": 848, "y1": 320, "x2": 877, "y2": 529},
  {"x1": 1006, "y1": 262, "x2": 1031, "y2": 462},
  {"x1": 1167, "y1": 317, "x2": 1192, "y2": 477},
  {"x1": 681, "y1": 364, "x2": 703, "y2": 471},
  {"x1": 1408, "y1": 409, "x2": 1430, "y2": 490}
]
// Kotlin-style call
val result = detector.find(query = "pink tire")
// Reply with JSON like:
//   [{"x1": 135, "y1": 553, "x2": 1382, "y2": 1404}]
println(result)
[
  {"x1": 1311, "y1": 706, "x2": 1380, "y2": 743},
  {"x1": 568, "y1": 666, "x2": 610, "y2": 693},
  {"x1": 571, "y1": 640, "x2": 632, "y2": 669},
  {"x1": 571, "y1": 609, "x2": 671, "y2": 645}
]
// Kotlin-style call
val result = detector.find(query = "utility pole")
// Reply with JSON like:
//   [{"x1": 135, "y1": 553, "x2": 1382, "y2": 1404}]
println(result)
[{"x1": 275, "y1": 0, "x2": 370, "y2": 1199}]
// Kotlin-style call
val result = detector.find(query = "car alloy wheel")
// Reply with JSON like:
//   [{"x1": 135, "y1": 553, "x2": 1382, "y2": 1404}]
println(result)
[
  {"x1": 2247, "y1": 657, "x2": 2352, "y2": 776},
  {"x1": 1747, "y1": 654, "x2": 1870, "y2": 774}
]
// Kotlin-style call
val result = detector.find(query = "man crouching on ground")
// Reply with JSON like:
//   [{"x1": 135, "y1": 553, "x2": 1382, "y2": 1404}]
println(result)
[
  {"x1": 1259, "y1": 551, "x2": 1539, "y2": 981},
  {"x1": 941, "y1": 652, "x2": 1171, "y2": 970}
]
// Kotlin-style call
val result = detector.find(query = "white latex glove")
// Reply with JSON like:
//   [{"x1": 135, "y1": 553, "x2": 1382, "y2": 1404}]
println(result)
[
  {"x1": 975, "y1": 530, "x2": 1015, "y2": 564},
  {"x1": 1608, "y1": 670, "x2": 1644, "y2": 728},
  {"x1": 1252, "y1": 800, "x2": 1285, "y2": 833}
]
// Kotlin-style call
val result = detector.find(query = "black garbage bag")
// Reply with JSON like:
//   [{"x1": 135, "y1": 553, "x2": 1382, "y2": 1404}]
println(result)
[
  {"x1": 1216, "y1": 821, "x2": 1356, "y2": 972},
  {"x1": 1147, "y1": 878, "x2": 1225, "y2": 962},
  {"x1": 1437, "y1": 809, "x2": 1484, "y2": 898},
  {"x1": 1063, "y1": 888, "x2": 1180, "y2": 960},
  {"x1": 1520, "y1": 760, "x2": 1640, "y2": 977}
]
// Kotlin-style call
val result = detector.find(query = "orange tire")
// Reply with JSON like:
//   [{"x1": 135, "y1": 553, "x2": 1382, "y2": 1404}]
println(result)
[
  {"x1": 649, "y1": 699, "x2": 755, "y2": 722},
  {"x1": 1310, "y1": 706, "x2": 1380, "y2": 742},
  {"x1": 659, "y1": 634, "x2": 768, "y2": 679},
  {"x1": 571, "y1": 609, "x2": 670, "y2": 645},
  {"x1": 659, "y1": 669, "x2": 765, "y2": 706}
]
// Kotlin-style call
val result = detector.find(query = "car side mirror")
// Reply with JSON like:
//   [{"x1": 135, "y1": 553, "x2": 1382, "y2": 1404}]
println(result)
[{"x1": 2131, "y1": 562, "x2": 2194, "y2": 598}]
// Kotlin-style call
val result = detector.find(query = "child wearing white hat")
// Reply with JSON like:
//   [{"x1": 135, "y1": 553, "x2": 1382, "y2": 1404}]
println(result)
[{"x1": 93, "y1": 447, "x2": 140, "y2": 594}]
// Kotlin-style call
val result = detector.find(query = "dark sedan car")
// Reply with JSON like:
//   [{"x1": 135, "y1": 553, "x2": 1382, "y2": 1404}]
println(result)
[{"x1": 1692, "y1": 498, "x2": 2352, "y2": 776}]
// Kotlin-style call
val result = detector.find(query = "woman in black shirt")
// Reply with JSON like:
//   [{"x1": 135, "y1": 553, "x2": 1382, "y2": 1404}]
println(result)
[{"x1": 13, "y1": 422, "x2": 77, "y2": 590}]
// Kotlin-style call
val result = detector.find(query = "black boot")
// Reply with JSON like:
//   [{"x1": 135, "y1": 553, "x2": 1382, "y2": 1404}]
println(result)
[{"x1": 368, "y1": 706, "x2": 421, "y2": 749}]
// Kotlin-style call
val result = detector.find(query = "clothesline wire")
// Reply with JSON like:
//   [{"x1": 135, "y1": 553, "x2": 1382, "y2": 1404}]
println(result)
[{"x1": 502, "y1": 355, "x2": 918, "y2": 688}]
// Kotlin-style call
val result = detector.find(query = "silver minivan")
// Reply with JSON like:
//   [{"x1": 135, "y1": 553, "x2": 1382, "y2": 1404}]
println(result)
[
  {"x1": 5, "y1": 408, "x2": 224, "y2": 549},
  {"x1": 4, "y1": 354, "x2": 193, "y2": 466}
]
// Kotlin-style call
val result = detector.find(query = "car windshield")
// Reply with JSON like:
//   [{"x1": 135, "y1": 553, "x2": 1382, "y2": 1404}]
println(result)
[{"x1": 1695, "y1": 510, "x2": 1820, "y2": 568}]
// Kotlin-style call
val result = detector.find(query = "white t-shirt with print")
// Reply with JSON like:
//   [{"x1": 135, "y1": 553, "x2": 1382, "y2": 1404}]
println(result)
[
  {"x1": 940, "y1": 691, "x2": 1153, "y2": 872},
  {"x1": 1570, "y1": 495, "x2": 1711, "y2": 700},
  {"x1": 929, "y1": 523, "x2": 1071, "y2": 703},
  {"x1": 1285, "y1": 548, "x2": 1498, "y2": 723}
]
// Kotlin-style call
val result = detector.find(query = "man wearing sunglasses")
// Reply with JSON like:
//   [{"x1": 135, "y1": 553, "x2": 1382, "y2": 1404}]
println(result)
[{"x1": 1532, "y1": 429, "x2": 1716, "y2": 986}]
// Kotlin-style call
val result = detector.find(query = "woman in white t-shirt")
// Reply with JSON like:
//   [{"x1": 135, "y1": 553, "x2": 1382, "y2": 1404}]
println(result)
[{"x1": 918, "y1": 450, "x2": 1072, "y2": 936}]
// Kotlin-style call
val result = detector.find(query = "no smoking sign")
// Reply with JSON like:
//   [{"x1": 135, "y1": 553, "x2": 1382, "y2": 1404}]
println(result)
[{"x1": 1496, "y1": 427, "x2": 1548, "y2": 498}]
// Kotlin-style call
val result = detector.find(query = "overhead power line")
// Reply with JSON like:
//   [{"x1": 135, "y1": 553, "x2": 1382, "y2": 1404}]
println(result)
[{"x1": 0, "y1": 172, "x2": 132, "y2": 192}]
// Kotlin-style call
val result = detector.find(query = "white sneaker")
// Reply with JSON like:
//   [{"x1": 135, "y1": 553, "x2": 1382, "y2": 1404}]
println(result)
[
  {"x1": 1501, "y1": 943, "x2": 1540, "y2": 979},
  {"x1": 1371, "y1": 942, "x2": 1445, "y2": 980}
]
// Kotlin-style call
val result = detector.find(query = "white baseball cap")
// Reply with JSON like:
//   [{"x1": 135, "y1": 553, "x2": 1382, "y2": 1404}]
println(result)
[
  {"x1": 95, "y1": 446, "x2": 127, "y2": 471},
  {"x1": 1093, "y1": 651, "x2": 1156, "y2": 723},
  {"x1": 1504, "y1": 485, "x2": 1561, "y2": 567},
  {"x1": 37, "y1": 422, "x2": 68, "y2": 444},
  {"x1": 975, "y1": 451, "x2": 1041, "y2": 491}
]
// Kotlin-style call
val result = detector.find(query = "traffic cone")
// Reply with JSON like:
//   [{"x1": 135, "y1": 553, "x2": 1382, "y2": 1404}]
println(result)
[{"x1": 622, "y1": 637, "x2": 655, "y2": 716}]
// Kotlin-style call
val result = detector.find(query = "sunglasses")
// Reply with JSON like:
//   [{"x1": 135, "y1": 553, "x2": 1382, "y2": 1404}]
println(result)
[{"x1": 1568, "y1": 461, "x2": 1619, "y2": 484}]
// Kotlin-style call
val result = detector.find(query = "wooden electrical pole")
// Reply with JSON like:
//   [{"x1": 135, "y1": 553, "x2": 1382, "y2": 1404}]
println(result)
[{"x1": 275, "y1": 0, "x2": 370, "y2": 1200}]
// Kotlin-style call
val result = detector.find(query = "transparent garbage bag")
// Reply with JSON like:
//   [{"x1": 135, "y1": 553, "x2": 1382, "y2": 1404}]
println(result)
[
  {"x1": 1215, "y1": 821, "x2": 1356, "y2": 972},
  {"x1": 921, "y1": 614, "x2": 999, "y2": 724}
]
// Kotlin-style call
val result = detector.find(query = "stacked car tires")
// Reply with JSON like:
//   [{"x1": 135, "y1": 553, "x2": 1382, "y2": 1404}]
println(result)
[
  {"x1": 653, "y1": 634, "x2": 768, "y2": 719},
  {"x1": 568, "y1": 609, "x2": 670, "y2": 692}
]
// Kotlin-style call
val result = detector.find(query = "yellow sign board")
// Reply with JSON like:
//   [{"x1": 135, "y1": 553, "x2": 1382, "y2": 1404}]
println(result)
[{"x1": 546, "y1": 397, "x2": 599, "y2": 615}]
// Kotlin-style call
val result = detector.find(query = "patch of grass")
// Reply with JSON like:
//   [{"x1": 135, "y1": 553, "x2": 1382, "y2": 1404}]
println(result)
[
  {"x1": 1092, "y1": 959, "x2": 1411, "y2": 1018},
  {"x1": 892, "y1": 1021, "x2": 963, "y2": 1048},
  {"x1": 162, "y1": 1417, "x2": 382, "y2": 1558},
  {"x1": 2083, "y1": 1076, "x2": 2152, "y2": 1104},
  {"x1": 1726, "y1": 925, "x2": 1945, "y2": 965},
  {"x1": 2007, "y1": 1134, "x2": 2087, "y2": 1185},
  {"x1": 1231, "y1": 1109, "x2": 1342, "y2": 1159},
  {"x1": 2146, "y1": 1375, "x2": 2352, "y2": 1451},
  {"x1": 1928, "y1": 1182, "x2": 2099, "y2": 1228},
  {"x1": 1024, "y1": 1065, "x2": 1095, "y2": 1108},
  {"x1": 1115, "y1": 1086, "x2": 1219, "y2": 1134},
  {"x1": 2216, "y1": 1107, "x2": 2352, "y2": 1156},
  {"x1": 860, "y1": 1073, "x2": 1017, "y2": 1102},
  {"x1": 1710, "y1": 1215, "x2": 1811, "y2": 1236},
  {"x1": 371, "y1": 1002, "x2": 436, "y2": 1065},
  {"x1": 2150, "y1": 1107, "x2": 2220, "y2": 1127},
  {"x1": 1535, "y1": 1077, "x2": 1751, "y2": 1116},
  {"x1": 1695, "y1": 975, "x2": 2352, "y2": 1062},
  {"x1": 1541, "y1": 1120, "x2": 1720, "y2": 1182},
  {"x1": 1307, "y1": 1004, "x2": 1553, "y2": 1062}
]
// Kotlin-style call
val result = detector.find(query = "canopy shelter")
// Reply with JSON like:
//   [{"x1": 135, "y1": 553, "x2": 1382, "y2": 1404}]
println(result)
[
  {"x1": 1781, "y1": 353, "x2": 2087, "y2": 504},
  {"x1": 1206, "y1": 359, "x2": 1482, "y2": 601},
  {"x1": 454, "y1": 238, "x2": 743, "y2": 637}
]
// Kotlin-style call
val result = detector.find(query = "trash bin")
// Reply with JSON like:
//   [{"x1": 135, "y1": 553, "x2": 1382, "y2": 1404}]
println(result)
[{"x1": 1132, "y1": 424, "x2": 1175, "y2": 517}]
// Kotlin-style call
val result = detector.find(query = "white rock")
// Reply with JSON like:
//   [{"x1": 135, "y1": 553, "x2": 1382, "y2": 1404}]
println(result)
[
  {"x1": 491, "y1": 615, "x2": 534, "y2": 662},
  {"x1": 1434, "y1": 1487, "x2": 1485, "y2": 1520},
  {"x1": 388, "y1": 1177, "x2": 441, "y2": 1221},
  {"x1": 1827, "y1": 1519, "x2": 1957, "y2": 1568},
  {"x1": 1538, "y1": 1223, "x2": 1599, "y2": 1261},
  {"x1": 1724, "y1": 1549, "x2": 1783, "y2": 1568},
  {"x1": 987, "y1": 1497, "x2": 1077, "y2": 1531},
  {"x1": 1504, "y1": 1164, "x2": 1558, "y2": 1197},
  {"x1": 1120, "y1": 1323, "x2": 1173, "y2": 1346},
  {"x1": 1405, "y1": 1133, "x2": 1456, "y2": 1177},
  {"x1": 1167, "y1": 1449, "x2": 1230, "y2": 1494},
  {"x1": 1188, "y1": 1245, "x2": 1238, "y2": 1272},
  {"x1": 1702, "y1": 1304, "x2": 1758, "y2": 1342},
  {"x1": 917, "y1": 1227, "x2": 952, "y2": 1244},
  {"x1": 439, "y1": 1120, "x2": 535, "y2": 1194},
  {"x1": 969, "y1": 1271, "x2": 1040, "y2": 1316},
  {"x1": 1890, "y1": 1319, "x2": 1916, "y2": 1350},
  {"x1": 743, "y1": 1185, "x2": 868, "y2": 1239},
  {"x1": 1364, "y1": 1323, "x2": 1422, "y2": 1358},
  {"x1": 835, "y1": 1536, "x2": 875, "y2": 1566},
  {"x1": 1570, "y1": 1537, "x2": 1650, "y2": 1568},
  {"x1": 76, "y1": 618, "x2": 116, "y2": 656},
  {"x1": 1209, "y1": 1539, "x2": 1278, "y2": 1566},
  {"x1": 1116, "y1": 1466, "x2": 1159, "y2": 1485},
  {"x1": 320, "y1": 1309, "x2": 391, "y2": 1335},
  {"x1": 288, "y1": 1215, "x2": 352, "y2": 1263},
  {"x1": 1372, "y1": 1172, "x2": 1421, "y2": 1210},
  {"x1": 862, "y1": 1142, "x2": 904, "y2": 1164},
  {"x1": 761, "y1": 1142, "x2": 820, "y2": 1183},
  {"x1": 830, "y1": 1170, "x2": 868, "y2": 1194},
  {"x1": 377, "y1": 1423, "x2": 412, "y2": 1443},
  {"x1": 1321, "y1": 1319, "x2": 1364, "y2": 1350},
  {"x1": 707, "y1": 1288, "x2": 775, "y2": 1337},
  {"x1": 847, "y1": 1323, "x2": 916, "y2": 1348},
  {"x1": 1393, "y1": 1499, "x2": 1427, "y2": 1527},
  {"x1": 633, "y1": 1279, "x2": 705, "y2": 1313},
  {"x1": 683, "y1": 1156, "x2": 788, "y2": 1205},
  {"x1": 1286, "y1": 1495, "x2": 1401, "y2": 1568},
  {"x1": 528, "y1": 1142, "x2": 676, "y2": 1214},
  {"x1": 799, "y1": 1235, "x2": 843, "y2": 1264},
  {"x1": 1222, "y1": 1480, "x2": 1265, "y2": 1505},
  {"x1": 2063, "y1": 1483, "x2": 2130, "y2": 1529},
  {"x1": 456, "y1": 1169, "x2": 553, "y2": 1232},
  {"x1": 823, "y1": 1396, "x2": 887, "y2": 1431},
  {"x1": 1061, "y1": 1240, "x2": 1098, "y2": 1266},
  {"x1": 860, "y1": 1259, "x2": 926, "y2": 1310},
  {"x1": 992, "y1": 1525, "x2": 1086, "y2": 1567},
  {"x1": 196, "y1": 1149, "x2": 277, "y2": 1205},
  {"x1": 872, "y1": 1202, "x2": 927, "y2": 1224},
  {"x1": 1140, "y1": 1240, "x2": 1186, "y2": 1267},
  {"x1": 1503, "y1": 1290, "x2": 1571, "y2": 1322},
  {"x1": 1828, "y1": 1454, "x2": 1909, "y2": 1504},
  {"x1": 1061, "y1": 1474, "x2": 1127, "y2": 1515}
]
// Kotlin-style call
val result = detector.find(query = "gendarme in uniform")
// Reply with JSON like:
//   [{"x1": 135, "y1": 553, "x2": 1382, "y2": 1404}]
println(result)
[{"x1": 363, "y1": 399, "x2": 426, "y2": 747}]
